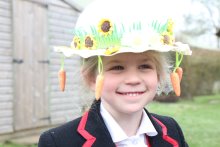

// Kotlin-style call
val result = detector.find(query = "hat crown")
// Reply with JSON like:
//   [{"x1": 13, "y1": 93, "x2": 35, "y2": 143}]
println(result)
[
  {"x1": 76, "y1": 0, "x2": 176, "y2": 31},
  {"x1": 54, "y1": 0, "x2": 192, "y2": 58}
]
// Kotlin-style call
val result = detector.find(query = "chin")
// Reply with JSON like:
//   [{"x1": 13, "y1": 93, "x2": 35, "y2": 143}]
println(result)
[{"x1": 120, "y1": 103, "x2": 145, "y2": 114}]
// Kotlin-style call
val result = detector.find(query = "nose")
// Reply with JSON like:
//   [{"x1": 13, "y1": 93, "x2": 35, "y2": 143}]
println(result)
[{"x1": 124, "y1": 70, "x2": 141, "y2": 86}]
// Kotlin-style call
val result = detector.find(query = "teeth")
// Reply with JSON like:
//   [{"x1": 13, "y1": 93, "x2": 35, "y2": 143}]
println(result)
[
  {"x1": 117, "y1": 91, "x2": 144, "y2": 96},
  {"x1": 124, "y1": 92, "x2": 141, "y2": 96}
]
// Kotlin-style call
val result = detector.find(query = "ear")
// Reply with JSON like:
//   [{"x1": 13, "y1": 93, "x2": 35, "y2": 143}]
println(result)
[
  {"x1": 157, "y1": 73, "x2": 161, "y2": 83},
  {"x1": 89, "y1": 78, "x2": 96, "y2": 91},
  {"x1": 80, "y1": 67, "x2": 96, "y2": 91},
  {"x1": 87, "y1": 74, "x2": 97, "y2": 91}
]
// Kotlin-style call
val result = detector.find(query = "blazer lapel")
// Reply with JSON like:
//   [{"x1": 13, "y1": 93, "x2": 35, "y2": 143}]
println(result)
[
  {"x1": 77, "y1": 100, "x2": 115, "y2": 147},
  {"x1": 145, "y1": 109, "x2": 179, "y2": 147},
  {"x1": 77, "y1": 101, "x2": 179, "y2": 147},
  {"x1": 77, "y1": 111, "x2": 96, "y2": 147}
]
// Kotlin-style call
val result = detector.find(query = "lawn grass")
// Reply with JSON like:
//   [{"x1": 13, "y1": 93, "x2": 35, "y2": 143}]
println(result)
[
  {"x1": 1, "y1": 94, "x2": 219, "y2": 147},
  {"x1": 147, "y1": 94, "x2": 220, "y2": 147},
  {"x1": 0, "y1": 143, "x2": 36, "y2": 147}
]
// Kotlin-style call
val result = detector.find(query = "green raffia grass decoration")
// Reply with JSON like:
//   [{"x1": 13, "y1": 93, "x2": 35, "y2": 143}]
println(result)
[{"x1": 151, "y1": 20, "x2": 168, "y2": 34}]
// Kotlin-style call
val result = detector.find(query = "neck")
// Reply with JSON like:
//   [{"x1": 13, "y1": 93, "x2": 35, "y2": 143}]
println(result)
[
  {"x1": 102, "y1": 102, "x2": 143, "y2": 137},
  {"x1": 115, "y1": 111, "x2": 143, "y2": 137}
]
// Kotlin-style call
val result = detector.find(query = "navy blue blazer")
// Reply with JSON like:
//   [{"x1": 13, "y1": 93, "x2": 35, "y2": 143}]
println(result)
[{"x1": 38, "y1": 100, "x2": 188, "y2": 147}]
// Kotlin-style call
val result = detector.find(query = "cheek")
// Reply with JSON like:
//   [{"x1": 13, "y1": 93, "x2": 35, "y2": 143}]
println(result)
[
  {"x1": 146, "y1": 73, "x2": 159, "y2": 89},
  {"x1": 102, "y1": 75, "x2": 119, "y2": 92}
]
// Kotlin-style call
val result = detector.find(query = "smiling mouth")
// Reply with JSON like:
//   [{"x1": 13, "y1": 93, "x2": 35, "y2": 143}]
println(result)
[{"x1": 116, "y1": 91, "x2": 145, "y2": 96}]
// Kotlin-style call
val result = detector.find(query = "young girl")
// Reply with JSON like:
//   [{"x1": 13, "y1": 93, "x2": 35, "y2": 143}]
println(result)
[{"x1": 39, "y1": 0, "x2": 191, "y2": 146}]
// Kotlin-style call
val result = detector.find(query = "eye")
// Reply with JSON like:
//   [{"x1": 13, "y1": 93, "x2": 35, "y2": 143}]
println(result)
[
  {"x1": 139, "y1": 64, "x2": 153, "y2": 69},
  {"x1": 109, "y1": 65, "x2": 124, "y2": 70}
]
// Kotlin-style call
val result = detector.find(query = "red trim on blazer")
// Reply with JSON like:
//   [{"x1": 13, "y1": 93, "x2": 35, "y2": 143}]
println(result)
[
  {"x1": 77, "y1": 111, "x2": 179, "y2": 147},
  {"x1": 78, "y1": 112, "x2": 151, "y2": 147},
  {"x1": 146, "y1": 135, "x2": 151, "y2": 147},
  {"x1": 152, "y1": 116, "x2": 179, "y2": 147},
  {"x1": 77, "y1": 111, "x2": 96, "y2": 147}
]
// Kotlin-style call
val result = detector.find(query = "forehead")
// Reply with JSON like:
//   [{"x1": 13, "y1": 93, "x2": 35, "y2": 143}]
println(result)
[{"x1": 103, "y1": 51, "x2": 159, "y2": 64}]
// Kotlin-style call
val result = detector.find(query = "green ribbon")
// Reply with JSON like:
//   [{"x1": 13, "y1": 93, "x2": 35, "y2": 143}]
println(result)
[
  {"x1": 174, "y1": 52, "x2": 183, "y2": 72},
  {"x1": 60, "y1": 54, "x2": 65, "y2": 70},
  {"x1": 98, "y1": 56, "x2": 103, "y2": 74}
]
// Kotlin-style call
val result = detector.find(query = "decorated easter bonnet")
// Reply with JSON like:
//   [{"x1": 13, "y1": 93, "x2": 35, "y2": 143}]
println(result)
[{"x1": 55, "y1": 0, "x2": 192, "y2": 99}]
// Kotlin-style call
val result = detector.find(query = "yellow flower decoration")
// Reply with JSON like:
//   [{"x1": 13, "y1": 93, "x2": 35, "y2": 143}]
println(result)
[
  {"x1": 104, "y1": 46, "x2": 119, "y2": 55},
  {"x1": 167, "y1": 19, "x2": 174, "y2": 34},
  {"x1": 162, "y1": 32, "x2": 174, "y2": 45},
  {"x1": 71, "y1": 36, "x2": 81, "y2": 49},
  {"x1": 98, "y1": 19, "x2": 113, "y2": 36},
  {"x1": 84, "y1": 35, "x2": 96, "y2": 49}
]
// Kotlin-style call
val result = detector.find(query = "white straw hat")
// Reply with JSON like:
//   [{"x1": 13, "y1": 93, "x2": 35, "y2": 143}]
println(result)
[{"x1": 55, "y1": 0, "x2": 192, "y2": 58}]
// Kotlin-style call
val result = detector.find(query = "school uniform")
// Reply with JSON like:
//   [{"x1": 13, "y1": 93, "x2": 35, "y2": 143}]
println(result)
[
  {"x1": 100, "y1": 102, "x2": 158, "y2": 147},
  {"x1": 38, "y1": 100, "x2": 188, "y2": 147}
]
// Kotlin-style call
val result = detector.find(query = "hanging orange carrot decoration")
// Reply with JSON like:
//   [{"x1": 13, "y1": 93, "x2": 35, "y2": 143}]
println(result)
[
  {"x1": 95, "y1": 56, "x2": 104, "y2": 100},
  {"x1": 58, "y1": 69, "x2": 66, "y2": 91},
  {"x1": 95, "y1": 74, "x2": 104, "y2": 100},
  {"x1": 58, "y1": 55, "x2": 66, "y2": 91},
  {"x1": 176, "y1": 67, "x2": 183, "y2": 82},
  {"x1": 171, "y1": 52, "x2": 184, "y2": 96},
  {"x1": 170, "y1": 72, "x2": 181, "y2": 96}
]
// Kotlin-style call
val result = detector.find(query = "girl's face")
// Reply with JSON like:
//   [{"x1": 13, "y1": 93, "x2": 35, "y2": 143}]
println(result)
[{"x1": 100, "y1": 52, "x2": 159, "y2": 116}]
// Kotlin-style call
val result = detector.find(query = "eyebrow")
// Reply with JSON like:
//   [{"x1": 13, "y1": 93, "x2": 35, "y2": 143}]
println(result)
[
  {"x1": 105, "y1": 58, "x2": 152, "y2": 65},
  {"x1": 140, "y1": 59, "x2": 151, "y2": 62},
  {"x1": 105, "y1": 60, "x2": 122, "y2": 66},
  {"x1": 136, "y1": 58, "x2": 153, "y2": 63}
]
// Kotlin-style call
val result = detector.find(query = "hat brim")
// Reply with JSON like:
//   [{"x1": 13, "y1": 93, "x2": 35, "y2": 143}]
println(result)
[{"x1": 54, "y1": 42, "x2": 191, "y2": 58}]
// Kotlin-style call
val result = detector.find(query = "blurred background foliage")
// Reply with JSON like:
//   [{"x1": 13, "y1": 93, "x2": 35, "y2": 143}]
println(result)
[
  {"x1": 156, "y1": 47, "x2": 220, "y2": 102},
  {"x1": 181, "y1": 47, "x2": 220, "y2": 97}
]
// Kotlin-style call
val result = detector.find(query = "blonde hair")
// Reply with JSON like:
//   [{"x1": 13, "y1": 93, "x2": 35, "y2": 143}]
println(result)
[
  {"x1": 81, "y1": 51, "x2": 172, "y2": 94},
  {"x1": 81, "y1": 56, "x2": 98, "y2": 87}
]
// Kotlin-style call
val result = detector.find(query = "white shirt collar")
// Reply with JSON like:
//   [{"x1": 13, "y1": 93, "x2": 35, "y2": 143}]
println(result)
[{"x1": 100, "y1": 102, "x2": 158, "y2": 143}]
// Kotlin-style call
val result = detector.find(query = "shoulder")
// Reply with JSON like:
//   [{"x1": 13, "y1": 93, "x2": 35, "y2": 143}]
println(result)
[
  {"x1": 150, "y1": 113, "x2": 183, "y2": 134},
  {"x1": 38, "y1": 117, "x2": 84, "y2": 147},
  {"x1": 150, "y1": 113, "x2": 188, "y2": 147},
  {"x1": 150, "y1": 113, "x2": 178, "y2": 126}
]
